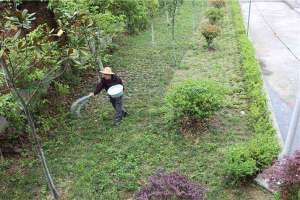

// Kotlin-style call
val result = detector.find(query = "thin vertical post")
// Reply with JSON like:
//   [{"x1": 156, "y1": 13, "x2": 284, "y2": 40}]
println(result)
[
  {"x1": 192, "y1": 0, "x2": 196, "y2": 32},
  {"x1": 247, "y1": 0, "x2": 252, "y2": 36}
]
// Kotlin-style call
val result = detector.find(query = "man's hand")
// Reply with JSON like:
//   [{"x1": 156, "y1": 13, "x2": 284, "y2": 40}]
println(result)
[{"x1": 89, "y1": 92, "x2": 95, "y2": 97}]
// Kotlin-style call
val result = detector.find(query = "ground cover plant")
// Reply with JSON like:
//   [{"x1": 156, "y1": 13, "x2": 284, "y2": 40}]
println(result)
[
  {"x1": 262, "y1": 150, "x2": 300, "y2": 200},
  {"x1": 134, "y1": 170, "x2": 207, "y2": 200},
  {"x1": 0, "y1": 0, "x2": 278, "y2": 199}
]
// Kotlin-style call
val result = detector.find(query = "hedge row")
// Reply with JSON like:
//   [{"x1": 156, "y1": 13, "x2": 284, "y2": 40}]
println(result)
[{"x1": 223, "y1": 1, "x2": 280, "y2": 184}]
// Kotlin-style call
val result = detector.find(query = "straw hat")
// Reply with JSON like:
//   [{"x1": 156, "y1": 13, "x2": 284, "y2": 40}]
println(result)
[{"x1": 100, "y1": 67, "x2": 114, "y2": 75}]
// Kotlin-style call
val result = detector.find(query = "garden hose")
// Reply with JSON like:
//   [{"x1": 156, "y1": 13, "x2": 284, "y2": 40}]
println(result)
[{"x1": 70, "y1": 95, "x2": 91, "y2": 117}]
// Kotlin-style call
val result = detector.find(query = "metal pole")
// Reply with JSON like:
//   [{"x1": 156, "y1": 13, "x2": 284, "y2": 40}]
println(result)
[
  {"x1": 247, "y1": 0, "x2": 252, "y2": 36},
  {"x1": 280, "y1": 92, "x2": 300, "y2": 157},
  {"x1": 192, "y1": 0, "x2": 195, "y2": 32}
]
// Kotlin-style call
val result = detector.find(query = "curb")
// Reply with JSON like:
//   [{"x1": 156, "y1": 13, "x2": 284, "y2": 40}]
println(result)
[
  {"x1": 262, "y1": 82, "x2": 284, "y2": 148},
  {"x1": 254, "y1": 174, "x2": 275, "y2": 193}
]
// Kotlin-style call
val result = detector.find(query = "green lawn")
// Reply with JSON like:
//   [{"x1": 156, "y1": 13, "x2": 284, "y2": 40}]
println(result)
[{"x1": 1, "y1": 1, "x2": 273, "y2": 199}]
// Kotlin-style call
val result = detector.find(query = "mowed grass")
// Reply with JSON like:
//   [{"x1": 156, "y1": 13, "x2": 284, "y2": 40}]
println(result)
[{"x1": 1, "y1": 1, "x2": 272, "y2": 200}]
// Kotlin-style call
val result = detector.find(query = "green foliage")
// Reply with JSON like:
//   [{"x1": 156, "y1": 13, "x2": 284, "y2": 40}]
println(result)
[
  {"x1": 157, "y1": 0, "x2": 183, "y2": 15},
  {"x1": 248, "y1": 134, "x2": 280, "y2": 169},
  {"x1": 0, "y1": 94, "x2": 25, "y2": 133},
  {"x1": 49, "y1": 0, "x2": 125, "y2": 74},
  {"x1": 3, "y1": 24, "x2": 61, "y2": 88},
  {"x1": 54, "y1": 82, "x2": 70, "y2": 96},
  {"x1": 273, "y1": 192, "x2": 281, "y2": 200},
  {"x1": 201, "y1": 23, "x2": 220, "y2": 48},
  {"x1": 223, "y1": 134, "x2": 279, "y2": 184},
  {"x1": 1, "y1": 2, "x2": 274, "y2": 199},
  {"x1": 209, "y1": 0, "x2": 226, "y2": 8},
  {"x1": 164, "y1": 0, "x2": 184, "y2": 15},
  {"x1": 223, "y1": 0, "x2": 280, "y2": 185},
  {"x1": 4, "y1": 9, "x2": 36, "y2": 36},
  {"x1": 166, "y1": 80, "x2": 224, "y2": 121},
  {"x1": 49, "y1": 0, "x2": 125, "y2": 36},
  {"x1": 1, "y1": 0, "x2": 159, "y2": 138},
  {"x1": 231, "y1": 0, "x2": 277, "y2": 138},
  {"x1": 223, "y1": 145, "x2": 257, "y2": 184},
  {"x1": 146, "y1": 0, "x2": 159, "y2": 18},
  {"x1": 0, "y1": 20, "x2": 61, "y2": 135},
  {"x1": 205, "y1": 8, "x2": 224, "y2": 24},
  {"x1": 90, "y1": 0, "x2": 149, "y2": 34}
]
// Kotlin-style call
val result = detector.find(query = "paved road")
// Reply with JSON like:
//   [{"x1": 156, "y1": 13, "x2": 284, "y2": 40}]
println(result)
[{"x1": 239, "y1": 1, "x2": 300, "y2": 154}]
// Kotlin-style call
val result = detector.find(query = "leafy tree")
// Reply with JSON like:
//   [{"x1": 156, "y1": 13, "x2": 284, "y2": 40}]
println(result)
[
  {"x1": 159, "y1": 0, "x2": 183, "y2": 67},
  {"x1": 89, "y1": 0, "x2": 148, "y2": 34},
  {"x1": 205, "y1": 8, "x2": 224, "y2": 24},
  {"x1": 1, "y1": 11, "x2": 61, "y2": 199},
  {"x1": 49, "y1": 0, "x2": 124, "y2": 79},
  {"x1": 5, "y1": 9, "x2": 36, "y2": 56}
]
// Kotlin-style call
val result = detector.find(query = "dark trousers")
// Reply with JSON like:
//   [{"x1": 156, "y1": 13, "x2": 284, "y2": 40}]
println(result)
[{"x1": 109, "y1": 96, "x2": 126, "y2": 124}]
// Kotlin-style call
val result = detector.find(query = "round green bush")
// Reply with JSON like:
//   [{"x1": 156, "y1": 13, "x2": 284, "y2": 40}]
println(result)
[
  {"x1": 166, "y1": 80, "x2": 224, "y2": 120},
  {"x1": 201, "y1": 23, "x2": 221, "y2": 49},
  {"x1": 223, "y1": 145, "x2": 258, "y2": 184},
  {"x1": 205, "y1": 8, "x2": 224, "y2": 24},
  {"x1": 223, "y1": 134, "x2": 280, "y2": 185}
]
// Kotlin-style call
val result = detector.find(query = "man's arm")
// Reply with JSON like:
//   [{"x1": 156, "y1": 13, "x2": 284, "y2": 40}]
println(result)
[
  {"x1": 116, "y1": 75, "x2": 123, "y2": 85},
  {"x1": 93, "y1": 80, "x2": 104, "y2": 95}
]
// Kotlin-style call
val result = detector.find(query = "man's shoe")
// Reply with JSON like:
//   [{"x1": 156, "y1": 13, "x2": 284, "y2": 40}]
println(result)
[
  {"x1": 123, "y1": 111, "x2": 129, "y2": 118},
  {"x1": 115, "y1": 121, "x2": 121, "y2": 126}
]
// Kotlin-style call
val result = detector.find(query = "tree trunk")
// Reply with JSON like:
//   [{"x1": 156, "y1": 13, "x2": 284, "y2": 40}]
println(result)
[
  {"x1": 0, "y1": 148, "x2": 4, "y2": 161},
  {"x1": 95, "y1": 29, "x2": 104, "y2": 78},
  {"x1": 165, "y1": 1, "x2": 169, "y2": 24},
  {"x1": 83, "y1": 30, "x2": 102, "y2": 81},
  {"x1": 171, "y1": 0, "x2": 177, "y2": 67},
  {"x1": 151, "y1": 20, "x2": 155, "y2": 46},
  {"x1": 166, "y1": 11, "x2": 169, "y2": 24}
]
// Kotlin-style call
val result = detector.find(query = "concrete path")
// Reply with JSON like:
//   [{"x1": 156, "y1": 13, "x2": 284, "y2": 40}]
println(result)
[{"x1": 239, "y1": 1, "x2": 300, "y2": 154}]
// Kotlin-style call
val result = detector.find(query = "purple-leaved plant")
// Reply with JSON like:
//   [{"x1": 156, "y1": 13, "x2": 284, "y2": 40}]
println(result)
[
  {"x1": 134, "y1": 170, "x2": 207, "y2": 200},
  {"x1": 262, "y1": 150, "x2": 300, "y2": 200}
]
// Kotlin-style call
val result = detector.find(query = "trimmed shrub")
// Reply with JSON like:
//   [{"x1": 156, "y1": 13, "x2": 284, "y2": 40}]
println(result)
[
  {"x1": 166, "y1": 80, "x2": 224, "y2": 121},
  {"x1": 200, "y1": 23, "x2": 220, "y2": 49},
  {"x1": 262, "y1": 151, "x2": 300, "y2": 200},
  {"x1": 205, "y1": 8, "x2": 224, "y2": 24},
  {"x1": 223, "y1": 145, "x2": 257, "y2": 184},
  {"x1": 223, "y1": 134, "x2": 279, "y2": 184},
  {"x1": 134, "y1": 171, "x2": 207, "y2": 200},
  {"x1": 209, "y1": 0, "x2": 226, "y2": 8},
  {"x1": 248, "y1": 134, "x2": 280, "y2": 169}
]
